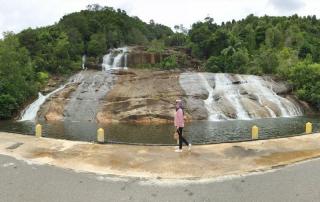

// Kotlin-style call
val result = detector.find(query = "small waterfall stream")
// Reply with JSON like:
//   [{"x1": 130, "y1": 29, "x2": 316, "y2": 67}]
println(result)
[
  {"x1": 198, "y1": 73, "x2": 218, "y2": 120},
  {"x1": 102, "y1": 47, "x2": 129, "y2": 71},
  {"x1": 19, "y1": 72, "x2": 84, "y2": 122},
  {"x1": 19, "y1": 85, "x2": 67, "y2": 121},
  {"x1": 82, "y1": 55, "x2": 86, "y2": 69},
  {"x1": 216, "y1": 74, "x2": 250, "y2": 120}
]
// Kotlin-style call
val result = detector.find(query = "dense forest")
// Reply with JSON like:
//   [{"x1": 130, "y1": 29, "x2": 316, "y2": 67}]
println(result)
[{"x1": 0, "y1": 4, "x2": 320, "y2": 119}]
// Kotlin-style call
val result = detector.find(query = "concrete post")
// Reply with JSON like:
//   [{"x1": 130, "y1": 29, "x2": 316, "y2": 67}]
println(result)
[
  {"x1": 306, "y1": 122, "x2": 312, "y2": 134},
  {"x1": 97, "y1": 128, "x2": 105, "y2": 143},
  {"x1": 35, "y1": 124, "x2": 42, "y2": 138},
  {"x1": 252, "y1": 125, "x2": 259, "y2": 140}
]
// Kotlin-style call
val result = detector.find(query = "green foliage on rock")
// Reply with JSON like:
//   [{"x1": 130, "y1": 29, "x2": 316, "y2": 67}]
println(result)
[
  {"x1": 147, "y1": 40, "x2": 165, "y2": 53},
  {"x1": 159, "y1": 55, "x2": 178, "y2": 69},
  {"x1": 37, "y1": 72, "x2": 49, "y2": 85}
]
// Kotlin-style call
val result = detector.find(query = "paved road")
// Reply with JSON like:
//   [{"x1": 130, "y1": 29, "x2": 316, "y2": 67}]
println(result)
[{"x1": 0, "y1": 154, "x2": 320, "y2": 202}]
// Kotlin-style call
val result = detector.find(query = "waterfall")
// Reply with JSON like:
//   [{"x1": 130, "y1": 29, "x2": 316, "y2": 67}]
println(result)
[
  {"x1": 181, "y1": 72, "x2": 303, "y2": 121},
  {"x1": 214, "y1": 74, "x2": 250, "y2": 120},
  {"x1": 124, "y1": 53, "x2": 128, "y2": 69},
  {"x1": 102, "y1": 47, "x2": 129, "y2": 71},
  {"x1": 102, "y1": 53, "x2": 112, "y2": 71},
  {"x1": 112, "y1": 53, "x2": 124, "y2": 68},
  {"x1": 198, "y1": 73, "x2": 229, "y2": 121},
  {"x1": 19, "y1": 72, "x2": 85, "y2": 122},
  {"x1": 82, "y1": 55, "x2": 86, "y2": 69},
  {"x1": 19, "y1": 84, "x2": 67, "y2": 121},
  {"x1": 243, "y1": 75, "x2": 289, "y2": 116},
  {"x1": 241, "y1": 75, "x2": 303, "y2": 117}
]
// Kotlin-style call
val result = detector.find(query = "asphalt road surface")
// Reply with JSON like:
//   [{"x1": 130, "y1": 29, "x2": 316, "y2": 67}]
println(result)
[{"x1": 0, "y1": 154, "x2": 320, "y2": 202}]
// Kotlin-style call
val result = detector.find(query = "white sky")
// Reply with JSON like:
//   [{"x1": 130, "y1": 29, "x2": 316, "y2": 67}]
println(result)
[{"x1": 0, "y1": 0, "x2": 319, "y2": 38}]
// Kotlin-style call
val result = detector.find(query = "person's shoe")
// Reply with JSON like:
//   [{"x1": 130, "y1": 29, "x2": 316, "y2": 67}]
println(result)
[
  {"x1": 175, "y1": 149, "x2": 182, "y2": 152},
  {"x1": 188, "y1": 144, "x2": 192, "y2": 151}
]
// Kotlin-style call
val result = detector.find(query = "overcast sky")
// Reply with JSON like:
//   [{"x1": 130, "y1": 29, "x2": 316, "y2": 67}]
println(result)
[{"x1": 0, "y1": 0, "x2": 319, "y2": 38}]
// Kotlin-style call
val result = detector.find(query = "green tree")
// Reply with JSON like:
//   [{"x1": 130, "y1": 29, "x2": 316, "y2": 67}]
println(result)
[
  {"x1": 289, "y1": 62, "x2": 320, "y2": 107},
  {"x1": 87, "y1": 33, "x2": 107, "y2": 57},
  {"x1": 0, "y1": 33, "x2": 37, "y2": 119},
  {"x1": 256, "y1": 48, "x2": 279, "y2": 74},
  {"x1": 205, "y1": 56, "x2": 224, "y2": 72}
]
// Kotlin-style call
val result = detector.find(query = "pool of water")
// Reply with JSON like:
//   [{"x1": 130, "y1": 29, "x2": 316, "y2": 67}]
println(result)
[{"x1": 0, "y1": 116, "x2": 319, "y2": 145}]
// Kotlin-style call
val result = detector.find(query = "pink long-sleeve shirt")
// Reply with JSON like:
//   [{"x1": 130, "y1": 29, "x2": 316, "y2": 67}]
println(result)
[{"x1": 174, "y1": 108, "x2": 184, "y2": 128}]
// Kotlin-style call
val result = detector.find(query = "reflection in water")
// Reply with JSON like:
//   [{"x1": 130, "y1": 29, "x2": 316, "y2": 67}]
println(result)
[{"x1": 0, "y1": 116, "x2": 319, "y2": 145}]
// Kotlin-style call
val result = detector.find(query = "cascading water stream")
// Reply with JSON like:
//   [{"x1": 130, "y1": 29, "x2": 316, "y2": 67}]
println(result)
[
  {"x1": 102, "y1": 54, "x2": 112, "y2": 71},
  {"x1": 241, "y1": 75, "x2": 303, "y2": 117},
  {"x1": 19, "y1": 72, "x2": 84, "y2": 122},
  {"x1": 198, "y1": 73, "x2": 223, "y2": 121},
  {"x1": 214, "y1": 74, "x2": 251, "y2": 120},
  {"x1": 112, "y1": 53, "x2": 124, "y2": 68},
  {"x1": 181, "y1": 72, "x2": 303, "y2": 121},
  {"x1": 102, "y1": 47, "x2": 129, "y2": 71},
  {"x1": 124, "y1": 53, "x2": 128, "y2": 69},
  {"x1": 82, "y1": 55, "x2": 86, "y2": 69},
  {"x1": 19, "y1": 84, "x2": 67, "y2": 121}
]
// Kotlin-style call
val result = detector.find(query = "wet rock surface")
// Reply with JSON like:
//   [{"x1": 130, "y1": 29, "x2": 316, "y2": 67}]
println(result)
[
  {"x1": 64, "y1": 70, "x2": 116, "y2": 122},
  {"x1": 38, "y1": 70, "x2": 117, "y2": 122},
  {"x1": 180, "y1": 72, "x2": 308, "y2": 121},
  {"x1": 37, "y1": 69, "x2": 310, "y2": 123}
]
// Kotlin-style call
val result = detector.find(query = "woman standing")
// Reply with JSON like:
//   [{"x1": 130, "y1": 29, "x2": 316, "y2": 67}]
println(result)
[{"x1": 174, "y1": 99, "x2": 191, "y2": 152}]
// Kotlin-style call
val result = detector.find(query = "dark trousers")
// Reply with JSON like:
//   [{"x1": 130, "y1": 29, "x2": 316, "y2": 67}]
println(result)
[{"x1": 177, "y1": 127, "x2": 189, "y2": 149}]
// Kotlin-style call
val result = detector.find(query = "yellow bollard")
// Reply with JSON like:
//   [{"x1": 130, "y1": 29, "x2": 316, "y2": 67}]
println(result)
[
  {"x1": 97, "y1": 128, "x2": 105, "y2": 143},
  {"x1": 252, "y1": 125, "x2": 259, "y2": 140},
  {"x1": 306, "y1": 122, "x2": 312, "y2": 134},
  {"x1": 35, "y1": 124, "x2": 42, "y2": 138}
]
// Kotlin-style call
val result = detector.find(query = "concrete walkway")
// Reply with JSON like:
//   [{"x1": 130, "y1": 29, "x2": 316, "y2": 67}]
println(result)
[
  {"x1": 2, "y1": 154, "x2": 320, "y2": 202},
  {"x1": 1, "y1": 132, "x2": 320, "y2": 179}
]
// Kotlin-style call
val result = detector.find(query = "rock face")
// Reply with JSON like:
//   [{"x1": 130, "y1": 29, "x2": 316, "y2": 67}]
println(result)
[
  {"x1": 127, "y1": 46, "x2": 200, "y2": 69},
  {"x1": 35, "y1": 70, "x2": 310, "y2": 124},
  {"x1": 96, "y1": 69, "x2": 190, "y2": 124}
]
